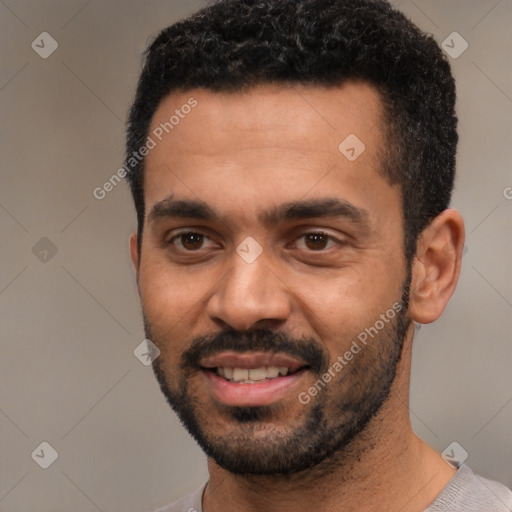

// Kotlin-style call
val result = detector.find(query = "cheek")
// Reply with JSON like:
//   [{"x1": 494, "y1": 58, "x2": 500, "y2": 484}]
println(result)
[
  {"x1": 290, "y1": 267, "x2": 400, "y2": 338},
  {"x1": 138, "y1": 257, "x2": 223, "y2": 362},
  {"x1": 139, "y1": 271, "x2": 195, "y2": 374},
  {"x1": 138, "y1": 257, "x2": 199, "y2": 315}
]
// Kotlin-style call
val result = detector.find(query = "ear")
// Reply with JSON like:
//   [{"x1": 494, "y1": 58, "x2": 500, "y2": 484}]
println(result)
[
  {"x1": 129, "y1": 231, "x2": 140, "y2": 279},
  {"x1": 409, "y1": 209, "x2": 465, "y2": 324}
]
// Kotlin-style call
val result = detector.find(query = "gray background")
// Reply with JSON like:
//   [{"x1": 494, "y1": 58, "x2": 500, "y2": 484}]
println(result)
[{"x1": 0, "y1": 1, "x2": 511, "y2": 511}]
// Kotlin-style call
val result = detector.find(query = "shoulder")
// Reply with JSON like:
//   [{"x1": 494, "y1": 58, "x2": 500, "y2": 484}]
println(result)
[
  {"x1": 426, "y1": 464, "x2": 512, "y2": 511},
  {"x1": 150, "y1": 482, "x2": 207, "y2": 512}
]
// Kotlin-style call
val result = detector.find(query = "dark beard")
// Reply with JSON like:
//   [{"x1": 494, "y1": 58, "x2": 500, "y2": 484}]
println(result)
[{"x1": 148, "y1": 273, "x2": 411, "y2": 476}]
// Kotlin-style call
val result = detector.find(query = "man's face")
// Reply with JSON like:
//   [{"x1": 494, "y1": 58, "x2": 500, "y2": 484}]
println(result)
[{"x1": 132, "y1": 82, "x2": 412, "y2": 474}]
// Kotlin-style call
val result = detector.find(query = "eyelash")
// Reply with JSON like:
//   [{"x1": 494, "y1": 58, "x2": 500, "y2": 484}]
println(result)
[
  {"x1": 167, "y1": 230, "x2": 343, "y2": 252},
  {"x1": 168, "y1": 230, "x2": 217, "y2": 251}
]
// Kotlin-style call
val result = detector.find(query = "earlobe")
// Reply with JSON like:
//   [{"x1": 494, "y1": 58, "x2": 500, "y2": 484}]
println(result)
[
  {"x1": 409, "y1": 209, "x2": 465, "y2": 325},
  {"x1": 129, "y1": 232, "x2": 140, "y2": 277}
]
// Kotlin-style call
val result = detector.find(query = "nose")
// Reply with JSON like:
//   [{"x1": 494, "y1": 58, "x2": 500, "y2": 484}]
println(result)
[{"x1": 206, "y1": 250, "x2": 292, "y2": 331}]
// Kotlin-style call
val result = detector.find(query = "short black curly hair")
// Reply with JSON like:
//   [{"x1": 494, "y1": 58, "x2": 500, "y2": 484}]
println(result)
[{"x1": 125, "y1": 0, "x2": 457, "y2": 261}]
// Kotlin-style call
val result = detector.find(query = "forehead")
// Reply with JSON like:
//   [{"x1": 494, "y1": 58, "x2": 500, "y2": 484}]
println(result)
[
  {"x1": 143, "y1": 82, "x2": 400, "y2": 229},
  {"x1": 148, "y1": 81, "x2": 383, "y2": 157}
]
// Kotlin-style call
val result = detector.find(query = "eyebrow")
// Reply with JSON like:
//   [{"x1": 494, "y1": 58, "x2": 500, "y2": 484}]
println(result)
[
  {"x1": 148, "y1": 196, "x2": 215, "y2": 223},
  {"x1": 147, "y1": 195, "x2": 370, "y2": 228},
  {"x1": 260, "y1": 198, "x2": 369, "y2": 227}
]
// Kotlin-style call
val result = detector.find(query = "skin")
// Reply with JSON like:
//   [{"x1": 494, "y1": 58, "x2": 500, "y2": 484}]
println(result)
[{"x1": 129, "y1": 82, "x2": 465, "y2": 512}]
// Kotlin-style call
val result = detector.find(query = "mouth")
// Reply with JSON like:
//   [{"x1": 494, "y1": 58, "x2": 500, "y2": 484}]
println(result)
[
  {"x1": 208, "y1": 365, "x2": 303, "y2": 383},
  {"x1": 199, "y1": 351, "x2": 310, "y2": 406}
]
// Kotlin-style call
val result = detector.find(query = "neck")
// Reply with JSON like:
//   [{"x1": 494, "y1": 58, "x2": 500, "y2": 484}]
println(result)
[{"x1": 203, "y1": 331, "x2": 456, "y2": 512}]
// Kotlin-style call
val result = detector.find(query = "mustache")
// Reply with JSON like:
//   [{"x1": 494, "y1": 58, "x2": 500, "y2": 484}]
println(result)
[{"x1": 181, "y1": 328, "x2": 329, "y2": 375}]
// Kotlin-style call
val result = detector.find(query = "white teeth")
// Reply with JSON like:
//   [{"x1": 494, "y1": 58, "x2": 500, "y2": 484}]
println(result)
[
  {"x1": 248, "y1": 368, "x2": 267, "y2": 381},
  {"x1": 216, "y1": 365, "x2": 291, "y2": 382},
  {"x1": 232, "y1": 368, "x2": 249, "y2": 381},
  {"x1": 266, "y1": 366, "x2": 280, "y2": 378}
]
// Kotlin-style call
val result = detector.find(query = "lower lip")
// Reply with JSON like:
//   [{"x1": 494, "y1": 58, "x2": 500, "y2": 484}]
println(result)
[{"x1": 202, "y1": 369, "x2": 308, "y2": 407}]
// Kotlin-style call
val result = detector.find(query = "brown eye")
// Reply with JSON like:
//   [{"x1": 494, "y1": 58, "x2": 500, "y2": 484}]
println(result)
[
  {"x1": 168, "y1": 232, "x2": 208, "y2": 251},
  {"x1": 167, "y1": 230, "x2": 220, "y2": 258},
  {"x1": 304, "y1": 233, "x2": 329, "y2": 250},
  {"x1": 179, "y1": 233, "x2": 204, "y2": 250},
  {"x1": 293, "y1": 232, "x2": 339, "y2": 252}
]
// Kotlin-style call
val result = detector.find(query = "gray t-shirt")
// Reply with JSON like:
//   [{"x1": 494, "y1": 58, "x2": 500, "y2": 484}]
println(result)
[{"x1": 152, "y1": 465, "x2": 512, "y2": 512}]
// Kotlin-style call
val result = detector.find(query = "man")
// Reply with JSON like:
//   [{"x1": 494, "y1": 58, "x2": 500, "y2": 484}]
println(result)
[{"x1": 125, "y1": 0, "x2": 512, "y2": 511}]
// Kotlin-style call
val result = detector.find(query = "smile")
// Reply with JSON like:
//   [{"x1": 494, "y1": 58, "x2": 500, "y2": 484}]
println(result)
[
  {"x1": 199, "y1": 351, "x2": 310, "y2": 406},
  {"x1": 213, "y1": 365, "x2": 299, "y2": 383}
]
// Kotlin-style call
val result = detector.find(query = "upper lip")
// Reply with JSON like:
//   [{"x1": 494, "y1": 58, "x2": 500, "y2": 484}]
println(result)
[{"x1": 199, "y1": 351, "x2": 307, "y2": 372}]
